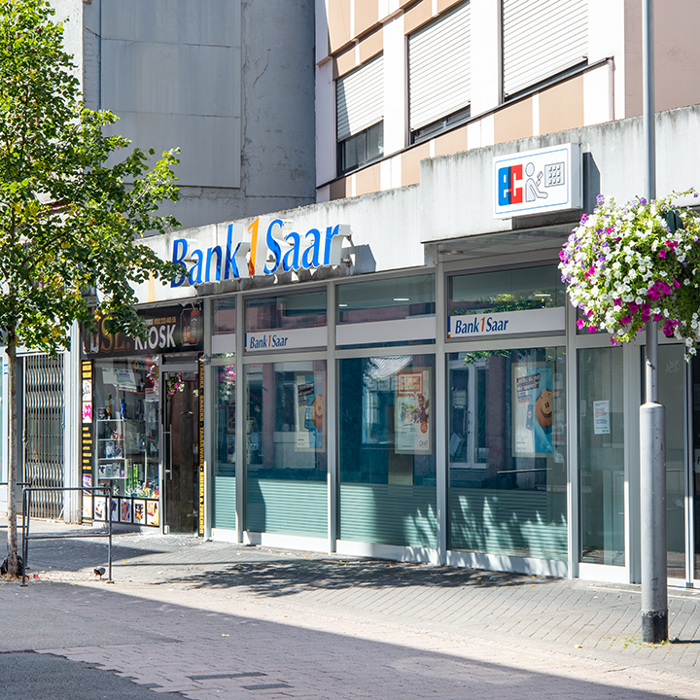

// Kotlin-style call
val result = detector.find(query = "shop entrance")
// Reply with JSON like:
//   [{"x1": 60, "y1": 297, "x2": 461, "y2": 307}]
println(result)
[{"x1": 163, "y1": 369, "x2": 200, "y2": 533}]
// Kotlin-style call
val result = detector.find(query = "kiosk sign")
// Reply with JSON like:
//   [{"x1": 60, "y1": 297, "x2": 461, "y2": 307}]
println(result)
[{"x1": 493, "y1": 143, "x2": 582, "y2": 218}]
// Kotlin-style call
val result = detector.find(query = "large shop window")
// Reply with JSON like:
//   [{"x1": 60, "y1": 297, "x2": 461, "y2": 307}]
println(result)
[
  {"x1": 448, "y1": 348, "x2": 567, "y2": 561},
  {"x1": 408, "y1": 1, "x2": 471, "y2": 142},
  {"x1": 244, "y1": 361, "x2": 327, "y2": 538},
  {"x1": 338, "y1": 355, "x2": 436, "y2": 548},
  {"x1": 91, "y1": 357, "x2": 161, "y2": 527},
  {"x1": 502, "y1": 0, "x2": 588, "y2": 98},
  {"x1": 212, "y1": 296, "x2": 237, "y2": 530},
  {"x1": 337, "y1": 273, "x2": 435, "y2": 348},
  {"x1": 578, "y1": 347, "x2": 625, "y2": 566},
  {"x1": 336, "y1": 56, "x2": 384, "y2": 176}
]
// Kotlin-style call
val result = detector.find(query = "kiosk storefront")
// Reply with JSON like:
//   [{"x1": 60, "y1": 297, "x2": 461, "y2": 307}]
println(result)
[{"x1": 81, "y1": 305, "x2": 204, "y2": 533}]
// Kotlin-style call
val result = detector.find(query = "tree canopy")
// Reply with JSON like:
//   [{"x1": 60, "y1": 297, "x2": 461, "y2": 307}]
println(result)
[{"x1": 0, "y1": 0, "x2": 181, "y2": 577}]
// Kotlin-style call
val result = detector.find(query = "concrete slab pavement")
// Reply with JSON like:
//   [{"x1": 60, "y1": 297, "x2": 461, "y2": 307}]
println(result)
[{"x1": 2, "y1": 520, "x2": 700, "y2": 699}]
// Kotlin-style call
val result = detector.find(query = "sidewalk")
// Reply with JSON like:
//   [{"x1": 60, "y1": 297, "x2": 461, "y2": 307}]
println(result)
[{"x1": 3, "y1": 520, "x2": 700, "y2": 699}]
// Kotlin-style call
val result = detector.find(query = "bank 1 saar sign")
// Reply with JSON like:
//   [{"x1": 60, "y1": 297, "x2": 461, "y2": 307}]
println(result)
[
  {"x1": 493, "y1": 143, "x2": 582, "y2": 218},
  {"x1": 171, "y1": 217, "x2": 352, "y2": 287}
]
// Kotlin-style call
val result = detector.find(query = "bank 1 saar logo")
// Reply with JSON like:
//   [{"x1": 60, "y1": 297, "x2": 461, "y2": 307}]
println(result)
[{"x1": 493, "y1": 144, "x2": 581, "y2": 218}]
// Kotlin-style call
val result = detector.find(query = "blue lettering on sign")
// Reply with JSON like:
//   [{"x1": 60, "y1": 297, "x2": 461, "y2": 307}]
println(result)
[
  {"x1": 171, "y1": 219, "x2": 352, "y2": 287},
  {"x1": 452, "y1": 317, "x2": 510, "y2": 335}
]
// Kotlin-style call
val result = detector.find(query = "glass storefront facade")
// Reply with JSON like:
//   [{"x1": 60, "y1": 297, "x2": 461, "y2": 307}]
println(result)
[
  {"x1": 69, "y1": 258, "x2": 700, "y2": 588},
  {"x1": 338, "y1": 354, "x2": 436, "y2": 548},
  {"x1": 448, "y1": 347, "x2": 567, "y2": 561}
]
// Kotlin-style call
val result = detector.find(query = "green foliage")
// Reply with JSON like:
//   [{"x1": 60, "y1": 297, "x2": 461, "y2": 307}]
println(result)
[{"x1": 0, "y1": 0, "x2": 181, "y2": 353}]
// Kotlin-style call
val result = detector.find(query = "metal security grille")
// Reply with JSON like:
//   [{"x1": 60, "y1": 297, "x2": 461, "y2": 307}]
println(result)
[{"x1": 23, "y1": 355, "x2": 64, "y2": 519}]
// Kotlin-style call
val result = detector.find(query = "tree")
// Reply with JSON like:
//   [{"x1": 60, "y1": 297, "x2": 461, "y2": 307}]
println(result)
[{"x1": 0, "y1": 0, "x2": 181, "y2": 577}]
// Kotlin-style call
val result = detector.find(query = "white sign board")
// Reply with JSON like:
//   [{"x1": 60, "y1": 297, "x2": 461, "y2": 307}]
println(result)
[
  {"x1": 245, "y1": 326, "x2": 326, "y2": 352},
  {"x1": 447, "y1": 307, "x2": 565, "y2": 339},
  {"x1": 493, "y1": 143, "x2": 582, "y2": 218}
]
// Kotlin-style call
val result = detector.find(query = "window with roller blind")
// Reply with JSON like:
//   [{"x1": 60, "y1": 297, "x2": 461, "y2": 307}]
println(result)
[
  {"x1": 502, "y1": 0, "x2": 588, "y2": 99},
  {"x1": 336, "y1": 55, "x2": 384, "y2": 176},
  {"x1": 408, "y1": 2, "x2": 471, "y2": 144}
]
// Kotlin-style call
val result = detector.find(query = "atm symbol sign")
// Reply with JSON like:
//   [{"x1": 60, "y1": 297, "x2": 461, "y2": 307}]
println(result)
[{"x1": 498, "y1": 165, "x2": 523, "y2": 206}]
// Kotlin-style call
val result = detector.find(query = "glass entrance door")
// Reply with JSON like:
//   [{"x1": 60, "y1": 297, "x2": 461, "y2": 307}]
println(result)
[{"x1": 163, "y1": 370, "x2": 199, "y2": 533}]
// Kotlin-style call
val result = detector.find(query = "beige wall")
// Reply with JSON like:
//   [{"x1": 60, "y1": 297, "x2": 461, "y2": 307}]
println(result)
[
  {"x1": 539, "y1": 76, "x2": 584, "y2": 135},
  {"x1": 625, "y1": 0, "x2": 700, "y2": 118},
  {"x1": 494, "y1": 98, "x2": 533, "y2": 144},
  {"x1": 328, "y1": 0, "x2": 352, "y2": 54},
  {"x1": 401, "y1": 143, "x2": 431, "y2": 186}
]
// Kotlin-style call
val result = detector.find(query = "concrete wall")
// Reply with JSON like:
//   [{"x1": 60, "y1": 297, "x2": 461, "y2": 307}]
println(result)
[
  {"x1": 56, "y1": 0, "x2": 317, "y2": 230},
  {"x1": 138, "y1": 101, "x2": 700, "y2": 306},
  {"x1": 420, "y1": 104, "x2": 700, "y2": 242}
]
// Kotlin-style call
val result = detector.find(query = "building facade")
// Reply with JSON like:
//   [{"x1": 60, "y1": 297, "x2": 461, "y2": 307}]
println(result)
[{"x1": 78, "y1": 99, "x2": 700, "y2": 588}]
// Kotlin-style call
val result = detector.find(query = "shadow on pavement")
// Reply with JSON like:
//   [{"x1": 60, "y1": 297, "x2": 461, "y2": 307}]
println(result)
[
  {"x1": 158, "y1": 557, "x2": 548, "y2": 596},
  {"x1": 0, "y1": 583, "x2": 689, "y2": 700}
]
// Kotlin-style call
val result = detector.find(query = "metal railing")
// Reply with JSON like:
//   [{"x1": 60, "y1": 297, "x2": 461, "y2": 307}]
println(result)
[{"x1": 19, "y1": 486, "x2": 114, "y2": 586}]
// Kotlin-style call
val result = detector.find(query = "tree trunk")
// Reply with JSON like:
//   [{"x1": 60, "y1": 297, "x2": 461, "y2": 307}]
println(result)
[{"x1": 6, "y1": 330, "x2": 19, "y2": 577}]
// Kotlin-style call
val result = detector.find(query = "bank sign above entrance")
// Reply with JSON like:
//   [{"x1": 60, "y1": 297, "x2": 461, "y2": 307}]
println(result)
[
  {"x1": 448, "y1": 307, "x2": 565, "y2": 338},
  {"x1": 493, "y1": 143, "x2": 582, "y2": 219},
  {"x1": 171, "y1": 217, "x2": 352, "y2": 287}
]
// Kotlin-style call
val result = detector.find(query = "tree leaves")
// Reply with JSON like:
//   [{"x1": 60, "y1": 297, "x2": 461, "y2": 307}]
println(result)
[{"x1": 0, "y1": 0, "x2": 181, "y2": 352}]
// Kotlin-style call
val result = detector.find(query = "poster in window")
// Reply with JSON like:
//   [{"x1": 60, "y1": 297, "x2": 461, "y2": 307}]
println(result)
[
  {"x1": 395, "y1": 369, "x2": 432, "y2": 454},
  {"x1": 146, "y1": 500, "x2": 160, "y2": 527},
  {"x1": 593, "y1": 400, "x2": 611, "y2": 435},
  {"x1": 133, "y1": 499, "x2": 146, "y2": 525},
  {"x1": 294, "y1": 372, "x2": 325, "y2": 452},
  {"x1": 513, "y1": 362, "x2": 553, "y2": 456},
  {"x1": 120, "y1": 498, "x2": 132, "y2": 523},
  {"x1": 93, "y1": 496, "x2": 106, "y2": 521}
]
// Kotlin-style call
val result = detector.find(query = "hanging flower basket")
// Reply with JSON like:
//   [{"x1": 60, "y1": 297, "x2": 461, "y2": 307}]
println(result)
[{"x1": 559, "y1": 190, "x2": 700, "y2": 357}]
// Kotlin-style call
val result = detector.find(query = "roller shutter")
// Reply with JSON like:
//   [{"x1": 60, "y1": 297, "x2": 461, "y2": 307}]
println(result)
[
  {"x1": 503, "y1": 0, "x2": 588, "y2": 97},
  {"x1": 408, "y1": 2, "x2": 470, "y2": 131},
  {"x1": 336, "y1": 55, "x2": 384, "y2": 142}
]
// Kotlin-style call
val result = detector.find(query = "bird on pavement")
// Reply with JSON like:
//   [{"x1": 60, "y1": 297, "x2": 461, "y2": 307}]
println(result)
[{"x1": 94, "y1": 567, "x2": 106, "y2": 580}]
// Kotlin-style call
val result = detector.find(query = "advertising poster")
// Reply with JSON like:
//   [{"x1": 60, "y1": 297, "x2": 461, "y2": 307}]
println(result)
[
  {"x1": 133, "y1": 500, "x2": 146, "y2": 525},
  {"x1": 93, "y1": 496, "x2": 106, "y2": 521},
  {"x1": 513, "y1": 362, "x2": 553, "y2": 456},
  {"x1": 146, "y1": 500, "x2": 160, "y2": 527},
  {"x1": 82, "y1": 378, "x2": 92, "y2": 423},
  {"x1": 395, "y1": 369, "x2": 432, "y2": 455},
  {"x1": 294, "y1": 372, "x2": 325, "y2": 452},
  {"x1": 593, "y1": 400, "x2": 611, "y2": 435},
  {"x1": 120, "y1": 499, "x2": 132, "y2": 523}
]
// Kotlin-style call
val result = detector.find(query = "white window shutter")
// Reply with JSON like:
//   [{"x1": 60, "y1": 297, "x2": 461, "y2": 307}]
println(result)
[
  {"x1": 336, "y1": 56, "x2": 384, "y2": 142},
  {"x1": 408, "y1": 2, "x2": 471, "y2": 132},
  {"x1": 503, "y1": 0, "x2": 588, "y2": 97}
]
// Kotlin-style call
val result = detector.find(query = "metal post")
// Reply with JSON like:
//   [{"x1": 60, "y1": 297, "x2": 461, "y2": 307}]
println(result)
[
  {"x1": 107, "y1": 489, "x2": 113, "y2": 583},
  {"x1": 640, "y1": 0, "x2": 668, "y2": 644},
  {"x1": 20, "y1": 489, "x2": 28, "y2": 587}
]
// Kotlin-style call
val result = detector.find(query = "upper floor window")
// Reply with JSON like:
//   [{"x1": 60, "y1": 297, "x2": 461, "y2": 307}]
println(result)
[
  {"x1": 502, "y1": 0, "x2": 588, "y2": 99},
  {"x1": 336, "y1": 56, "x2": 384, "y2": 176},
  {"x1": 408, "y1": 1, "x2": 471, "y2": 144}
]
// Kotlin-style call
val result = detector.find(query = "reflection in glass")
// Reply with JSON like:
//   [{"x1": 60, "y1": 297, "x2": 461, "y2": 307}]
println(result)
[
  {"x1": 213, "y1": 360, "x2": 236, "y2": 530},
  {"x1": 245, "y1": 291, "x2": 326, "y2": 332},
  {"x1": 449, "y1": 265, "x2": 565, "y2": 316},
  {"x1": 213, "y1": 296, "x2": 236, "y2": 335},
  {"x1": 337, "y1": 274, "x2": 435, "y2": 324},
  {"x1": 653, "y1": 344, "x2": 687, "y2": 579},
  {"x1": 579, "y1": 347, "x2": 625, "y2": 566},
  {"x1": 244, "y1": 361, "x2": 327, "y2": 537},
  {"x1": 448, "y1": 348, "x2": 567, "y2": 561},
  {"x1": 338, "y1": 355, "x2": 436, "y2": 548}
]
